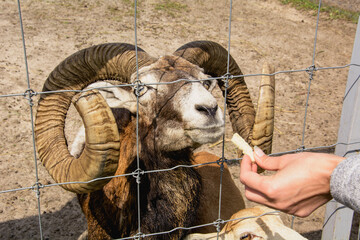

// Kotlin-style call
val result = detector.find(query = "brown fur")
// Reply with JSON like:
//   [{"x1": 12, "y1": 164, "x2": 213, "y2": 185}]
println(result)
[
  {"x1": 77, "y1": 110, "x2": 245, "y2": 239},
  {"x1": 78, "y1": 110, "x2": 202, "y2": 239},
  {"x1": 76, "y1": 55, "x2": 246, "y2": 239},
  {"x1": 78, "y1": 140, "x2": 245, "y2": 239},
  {"x1": 191, "y1": 152, "x2": 245, "y2": 233}
]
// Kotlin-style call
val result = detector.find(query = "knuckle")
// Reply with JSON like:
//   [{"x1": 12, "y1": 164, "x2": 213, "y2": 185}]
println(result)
[
  {"x1": 239, "y1": 174, "x2": 246, "y2": 185},
  {"x1": 295, "y1": 209, "x2": 311, "y2": 218},
  {"x1": 244, "y1": 190, "x2": 254, "y2": 201},
  {"x1": 264, "y1": 184, "x2": 278, "y2": 199}
]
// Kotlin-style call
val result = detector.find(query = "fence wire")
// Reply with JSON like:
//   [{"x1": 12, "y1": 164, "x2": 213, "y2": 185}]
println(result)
[
  {"x1": 0, "y1": 0, "x2": 359, "y2": 239},
  {"x1": 15, "y1": 0, "x2": 43, "y2": 239}
]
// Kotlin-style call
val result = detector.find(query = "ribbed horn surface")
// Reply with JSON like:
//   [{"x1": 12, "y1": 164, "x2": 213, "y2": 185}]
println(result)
[
  {"x1": 251, "y1": 63, "x2": 275, "y2": 154},
  {"x1": 35, "y1": 43, "x2": 155, "y2": 193}
]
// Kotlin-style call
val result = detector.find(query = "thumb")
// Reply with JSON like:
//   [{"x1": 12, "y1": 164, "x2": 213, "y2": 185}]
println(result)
[{"x1": 254, "y1": 146, "x2": 281, "y2": 171}]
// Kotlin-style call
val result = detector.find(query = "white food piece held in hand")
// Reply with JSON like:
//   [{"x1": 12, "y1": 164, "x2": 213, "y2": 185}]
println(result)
[{"x1": 231, "y1": 133, "x2": 255, "y2": 163}]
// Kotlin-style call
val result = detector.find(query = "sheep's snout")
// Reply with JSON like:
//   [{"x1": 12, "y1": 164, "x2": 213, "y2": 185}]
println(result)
[
  {"x1": 183, "y1": 82, "x2": 224, "y2": 126},
  {"x1": 195, "y1": 104, "x2": 218, "y2": 118},
  {"x1": 179, "y1": 83, "x2": 224, "y2": 145}
]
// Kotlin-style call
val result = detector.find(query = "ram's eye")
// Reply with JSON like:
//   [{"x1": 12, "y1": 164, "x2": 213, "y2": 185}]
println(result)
[
  {"x1": 202, "y1": 80, "x2": 213, "y2": 90},
  {"x1": 239, "y1": 233, "x2": 255, "y2": 240},
  {"x1": 134, "y1": 85, "x2": 148, "y2": 97}
]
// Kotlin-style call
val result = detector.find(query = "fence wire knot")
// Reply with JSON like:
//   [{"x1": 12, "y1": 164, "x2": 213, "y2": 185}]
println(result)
[
  {"x1": 132, "y1": 168, "x2": 145, "y2": 184},
  {"x1": 216, "y1": 157, "x2": 226, "y2": 171},
  {"x1": 133, "y1": 232, "x2": 145, "y2": 240},
  {"x1": 216, "y1": 157, "x2": 227, "y2": 165},
  {"x1": 306, "y1": 65, "x2": 317, "y2": 80},
  {"x1": 213, "y1": 218, "x2": 224, "y2": 232},
  {"x1": 296, "y1": 145, "x2": 305, "y2": 153},
  {"x1": 23, "y1": 88, "x2": 37, "y2": 105},
  {"x1": 221, "y1": 73, "x2": 232, "y2": 88},
  {"x1": 31, "y1": 182, "x2": 44, "y2": 197},
  {"x1": 133, "y1": 81, "x2": 145, "y2": 97}
]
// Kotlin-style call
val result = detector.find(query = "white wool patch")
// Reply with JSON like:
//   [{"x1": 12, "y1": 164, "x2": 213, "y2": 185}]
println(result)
[
  {"x1": 70, "y1": 125, "x2": 85, "y2": 158},
  {"x1": 181, "y1": 83, "x2": 224, "y2": 127},
  {"x1": 86, "y1": 81, "x2": 137, "y2": 111}
]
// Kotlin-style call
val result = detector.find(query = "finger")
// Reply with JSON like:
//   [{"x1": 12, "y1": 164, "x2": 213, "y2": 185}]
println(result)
[
  {"x1": 240, "y1": 155, "x2": 253, "y2": 172},
  {"x1": 240, "y1": 155, "x2": 253, "y2": 184},
  {"x1": 245, "y1": 185, "x2": 308, "y2": 215},
  {"x1": 240, "y1": 155, "x2": 259, "y2": 174},
  {"x1": 245, "y1": 186, "x2": 314, "y2": 216},
  {"x1": 288, "y1": 194, "x2": 331, "y2": 217},
  {"x1": 251, "y1": 162, "x2": 258, "y2": 173},
  {"x1": 244, "y1": 186, "x2": 274, "y2": 208},
  {"x1": 254, "y1": 147, "x2": 283, "y2": 171},
  {"x1": 240, "y1": 161, "x2": 271, "y2": 192}
]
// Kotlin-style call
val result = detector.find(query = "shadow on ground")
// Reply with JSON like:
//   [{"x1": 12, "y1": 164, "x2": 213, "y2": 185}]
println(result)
[{"x1": 0, "y1": 198, "x2": 87, "y2": 240}]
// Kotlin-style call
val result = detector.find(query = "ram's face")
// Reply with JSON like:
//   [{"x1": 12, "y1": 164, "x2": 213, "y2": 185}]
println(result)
[
  {"x1": 35, "y1": 41, "x2": 274, "y2": 193},
  {"x1": 134, "y1": 56, "x2": 225, "y2": 151}
]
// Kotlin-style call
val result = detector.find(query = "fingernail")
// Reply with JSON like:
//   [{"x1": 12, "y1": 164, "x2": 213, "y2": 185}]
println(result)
[{"x1": 254, "y1": 146, "x2": 265, "y2": 157}]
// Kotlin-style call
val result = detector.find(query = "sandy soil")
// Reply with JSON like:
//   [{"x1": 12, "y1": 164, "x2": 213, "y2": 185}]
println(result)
[{"x1": 0, "y1": 0, "x2": 358, "y2": 239}]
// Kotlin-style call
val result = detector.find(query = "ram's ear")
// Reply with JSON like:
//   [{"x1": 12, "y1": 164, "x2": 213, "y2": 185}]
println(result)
[{"x1": 87, "y1": 81, "x2": 138, "y2": 114}]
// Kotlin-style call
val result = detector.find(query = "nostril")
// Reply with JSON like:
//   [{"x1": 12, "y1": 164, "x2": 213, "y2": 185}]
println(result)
[
  {"x1": 195, "y1": 104, "x2": 218, "y2": 117},
  {"x1": 209, "y1": 105, "x2": 218, "y2": 117}
]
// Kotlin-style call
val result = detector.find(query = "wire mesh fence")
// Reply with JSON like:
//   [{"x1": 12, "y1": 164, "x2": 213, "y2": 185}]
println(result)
[{"x1": 0, "y1": 0, "x2": 359, "y2": 239}]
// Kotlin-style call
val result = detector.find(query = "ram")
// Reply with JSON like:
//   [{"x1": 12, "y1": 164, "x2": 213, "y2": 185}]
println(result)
[
  {"x1": 35, "y1": 41, "x2": 275, "y2": 239},
  {"x1": 184, "y1": 206, "x2": 307, "y2": 240}
]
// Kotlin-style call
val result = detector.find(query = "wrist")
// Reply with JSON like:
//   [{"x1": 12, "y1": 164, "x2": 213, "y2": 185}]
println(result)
[
  {"x1": 322, "y1": 155, "x2": 345, "y2": 191},
  {"x1": 309, "y1": 154, "x2": 344, "y2": 195}
]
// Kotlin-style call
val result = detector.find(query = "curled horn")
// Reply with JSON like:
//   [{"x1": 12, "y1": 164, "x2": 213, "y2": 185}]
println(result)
[
  {"x1": 252, "y1": 63, "x2": 275, "y2": 154},
  {"x1": 35, "y1": 43, "x2": 155, "y2": 193},
  {"x1": 173, "y1": 41, "x2": 275, "y2": 152}
]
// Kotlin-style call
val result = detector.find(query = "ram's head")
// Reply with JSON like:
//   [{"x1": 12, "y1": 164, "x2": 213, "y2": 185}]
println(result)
[{"x1": 35, "y1": 41, "x2": 275, "y2": 193}]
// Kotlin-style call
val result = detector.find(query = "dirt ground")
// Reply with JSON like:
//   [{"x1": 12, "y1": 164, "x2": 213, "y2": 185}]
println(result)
[{"x1": 0, "y1": 0, "x2": 358, "y2": 239}]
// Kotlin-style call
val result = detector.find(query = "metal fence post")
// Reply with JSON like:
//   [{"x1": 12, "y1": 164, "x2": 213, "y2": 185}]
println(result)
[{"x1": 321, "y1": 16, "x2": 360, "y2": 240}]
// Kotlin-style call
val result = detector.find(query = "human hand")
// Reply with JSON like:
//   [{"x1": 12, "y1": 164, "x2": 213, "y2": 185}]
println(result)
[{"x1": 239, "y1": 147, "x2": 344, "y2": 217}]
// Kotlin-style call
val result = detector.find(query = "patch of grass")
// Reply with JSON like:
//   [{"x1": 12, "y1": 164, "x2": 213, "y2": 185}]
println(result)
[
  {"x1": 154, "y1": 0, "x2": 188, "y2": 17},
  {"x1": 280, "y1": 0, "x2": 360, "y2": 23}
]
